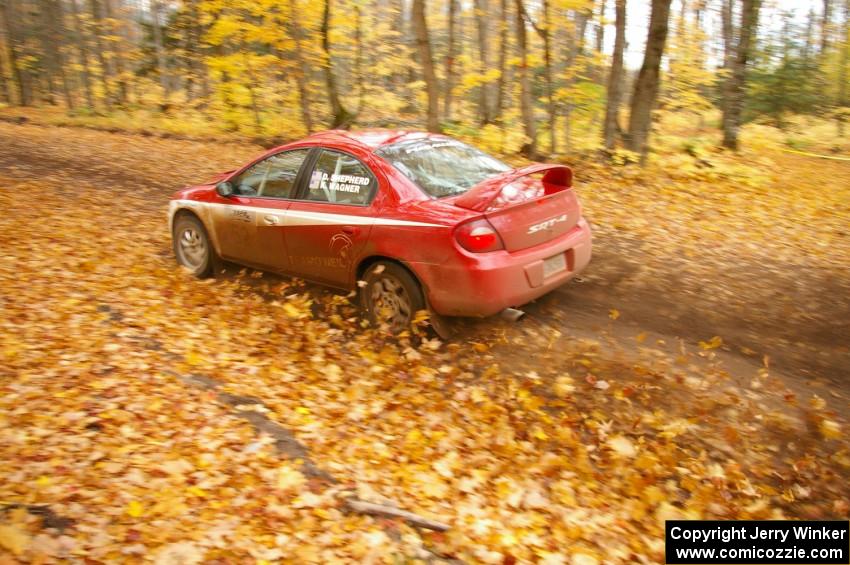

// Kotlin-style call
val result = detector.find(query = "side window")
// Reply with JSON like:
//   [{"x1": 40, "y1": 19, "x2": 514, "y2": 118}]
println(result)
[
  {"x1": 233, "y1": 149, "x2": 310, "y2": 198},
  {"x1": 305, "y1": 150, "x2": 376, "y2": 206}
]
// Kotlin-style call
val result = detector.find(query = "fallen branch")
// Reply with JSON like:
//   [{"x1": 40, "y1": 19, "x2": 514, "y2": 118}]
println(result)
[
  {"x1": 1, "y1": 502, "x2": 74, "y2": 532},
  {"x1": 345, "y1": 498, "x2": 450, "y2": 532}
]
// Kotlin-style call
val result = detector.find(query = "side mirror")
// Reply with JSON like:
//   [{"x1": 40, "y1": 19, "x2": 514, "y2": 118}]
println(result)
[{"x1": 216, "y1": 181, "x2": 234, "y2": 198}]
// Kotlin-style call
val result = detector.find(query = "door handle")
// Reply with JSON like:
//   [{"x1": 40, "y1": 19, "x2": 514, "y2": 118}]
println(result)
[
  {"x1": 341, "y1": 225, "x2": 360, "y2": 235},
  {"x1": 263, "y1": 214, "x2": 280, "y2": 225}
]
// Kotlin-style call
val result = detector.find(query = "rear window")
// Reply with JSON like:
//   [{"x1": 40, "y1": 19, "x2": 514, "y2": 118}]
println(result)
[{"x1": 375, "y1": 138, "x2": 511, "y2": 198}]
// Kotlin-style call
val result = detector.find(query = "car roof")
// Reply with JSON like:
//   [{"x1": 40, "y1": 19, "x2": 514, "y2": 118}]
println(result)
[{"x1": 303, "y1": 129, "x2": 440, "y2": 152}]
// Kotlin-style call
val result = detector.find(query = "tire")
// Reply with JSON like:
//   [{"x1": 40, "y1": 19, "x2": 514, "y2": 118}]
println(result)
[
  {"x1": 172, "y1": 214, "x2": 214, "y2": 278},
  {"x1": 361, "y1": 261, "x2": 425, "y2": 333}
]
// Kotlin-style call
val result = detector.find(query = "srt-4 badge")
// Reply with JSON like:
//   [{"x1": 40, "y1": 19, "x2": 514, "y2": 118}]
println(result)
[{"x1": 527, "y1": 214, "x2": 567, "y2": 234}]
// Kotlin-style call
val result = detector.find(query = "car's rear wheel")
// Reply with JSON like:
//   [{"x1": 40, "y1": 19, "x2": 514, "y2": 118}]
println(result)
[
  {"x1": 361, "y1": 261, "x2": 425, "y2": 333},
  {"x1": 173, "y1": 214, "x2": 214, "y2": 278}
]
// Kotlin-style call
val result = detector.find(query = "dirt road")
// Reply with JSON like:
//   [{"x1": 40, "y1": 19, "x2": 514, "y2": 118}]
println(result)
[{"x1": 0, "y1": 119, "x2": 846, "y2": 395}]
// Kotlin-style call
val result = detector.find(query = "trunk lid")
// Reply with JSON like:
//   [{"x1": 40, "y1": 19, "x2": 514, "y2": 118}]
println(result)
[{"x1": 451, "y1": 164, "x2": 581, "y2": 252}]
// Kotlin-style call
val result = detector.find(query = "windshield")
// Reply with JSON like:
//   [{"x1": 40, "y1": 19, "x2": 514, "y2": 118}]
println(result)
[{"x1": 375, "y1": 138, "x2": 511, "y2": 198}]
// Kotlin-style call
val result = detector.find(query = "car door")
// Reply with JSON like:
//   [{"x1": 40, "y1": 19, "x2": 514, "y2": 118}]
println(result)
[
  {"x1": 283, "y1": 148, "x2": 380, "y2": 287},
  {"x1": 208, "y1": 148, "x2": 311, "y2": 271}
]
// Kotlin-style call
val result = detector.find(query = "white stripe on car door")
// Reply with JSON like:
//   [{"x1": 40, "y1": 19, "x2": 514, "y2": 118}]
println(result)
[{"x1": 169, "y1": 199, "x2": 444, "y2": 228}]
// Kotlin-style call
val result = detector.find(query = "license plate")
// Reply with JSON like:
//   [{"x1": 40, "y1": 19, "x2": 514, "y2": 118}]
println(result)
[{"x1": 543, "y1": 253, "x2": 567, "y2": 278}]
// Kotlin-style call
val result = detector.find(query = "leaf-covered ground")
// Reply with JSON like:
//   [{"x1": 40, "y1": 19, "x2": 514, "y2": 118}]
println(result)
[{"x1": 0, "y1": 120, "x2": 848, "y2": 564}]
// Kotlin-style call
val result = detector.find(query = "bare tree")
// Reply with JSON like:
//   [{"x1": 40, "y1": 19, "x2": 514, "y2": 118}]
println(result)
[
  {"x1": 412, "y1": 0, "x2": 439, "y2": 132},
  {"x1": 721, "y1": 0, "x2": 761, "y2": 150},
  {"x1": 603, "y1": 0, "x2": 626, "y2": 150},
  {"x1": 322, "y1": 0, "x2": 354, "y2": 127},
  {"x1": 625, "y1": 0, "x2": 673, "y2": 162}
]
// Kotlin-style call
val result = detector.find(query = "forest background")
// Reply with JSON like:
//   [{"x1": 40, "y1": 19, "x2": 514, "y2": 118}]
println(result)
[{"x1": 0, "y1": 0, "x2": 847, "y2": 163}]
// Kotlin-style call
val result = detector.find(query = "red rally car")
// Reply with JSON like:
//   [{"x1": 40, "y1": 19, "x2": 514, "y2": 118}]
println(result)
[{"x1": 169, "y1": 130, "x2": 592, "y2": 329}]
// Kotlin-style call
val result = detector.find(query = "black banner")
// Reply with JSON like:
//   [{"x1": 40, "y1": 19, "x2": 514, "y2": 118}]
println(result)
[{"x1": 666, "y1": 520, "x2": 849, "y2": 564}]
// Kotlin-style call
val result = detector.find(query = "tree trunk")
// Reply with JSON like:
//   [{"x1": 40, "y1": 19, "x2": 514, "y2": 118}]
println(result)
[
  {"x1": 603, "y1": 0, "x2": 626, "y2": 150},
  {"x1": 103, "y1": 0, "x2": 127, "y2": 105},
  {"x1": 721, "y1": 0, "x2": 734, "y2": 69},
  {"x1": 838, "y1": 0, "x2": 849, "y2": 136},
  {"x1": 721, "y1": 0, "x2": 760, "y2": 150},
  {"x1": 412, "y1": 0, "x2": 439, "y2": 132},
  {"x1": 288, "y1": 0, "x2": 313, "y2": 133},
  {"x1": 197, "y1": 25, "x2": 210, "y2": 100},
  {"x1": 322, "y1": 0, "x2": 354, "y2": 128},
  {"x1": 88, "y1": 0, "x2": 112, "y2": 109},
  {"x1": 803, "y1": 8, "x2": 816, "y2": 61},
  {"x1": 524, "y1": 0, "x2": 557, "y2": 153},
  {"x1": 594, "y1": 0, "x2": 606, "y2": 81},
  {"x1": 220, "y1": 71, "x2": 238, "y2": 131},
  {"x1": 822, "y1": 0, "x2": 832, "y2": 54},
  {"x1": 718, "y1": 0, "x2": 735, "y2": 120},
  {"x1": 495, "y1": 0, "x2": 508, "y2": 121},
  {"x1": 69, "y1": 0, "x2": 95, "y2": 109},
  {"x1": 151, "y1": 0, "x2": 171, "y2": 100},
  {"x1": 541, "y1": 0, "x2": 555, "y2": 153},
  {"x1": 186, "y1": 1, "x2": 209, "y2": 101},
  {"x1": 0, "y1": 0, "x2": 30, "y2": 105},
  {"x1": 626, "y1": 0, "x2": 673, "y2": 162},
  {"x1": 472, "y1": 0, "x2": 491, "y2": 124},
  {"x1": 445, "y1": 0, "x2": 458, "y2": 121},
  {"x1": 39, "y1": 0, "x2": 58, "y2": 104},
  {"x1": 563, "y1": 10, "x2": 590, "y2": 151},
  {"x1": 515, "y1": 0, "x2": 536, "y2": 157},
  {"x1": 0, "y1": 34, "x2": 9, "y2": 103},
  {"x1": 391, "y1": 0, "x2": 405, "y2": 92},
  {"x1": 355, "y1": 5, "x2": 365, "y2": 113},
  {"x1": 241, "y1": 48, "x2": 262, "y2": 131},
  {"x1": 405, "y1": 0, "x2": 417, "y2": 88},
  {"x1": 48, "y1": 0, "x2": 74, "y2": 109}
]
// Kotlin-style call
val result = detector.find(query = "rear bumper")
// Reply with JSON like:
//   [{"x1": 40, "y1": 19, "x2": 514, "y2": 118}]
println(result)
[{"x1": 413, "y1": 218, "x2": 592, "y2": 317}]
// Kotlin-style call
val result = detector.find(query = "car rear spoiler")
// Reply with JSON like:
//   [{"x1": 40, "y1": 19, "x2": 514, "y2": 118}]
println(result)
[{"x1": 452, "y1": 164, "x2": 573, "y2": 212}]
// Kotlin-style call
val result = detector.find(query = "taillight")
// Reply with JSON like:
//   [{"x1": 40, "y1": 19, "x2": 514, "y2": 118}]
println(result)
[{"x1": 455, "y1": 219, "x2": 504, "y2": 253}]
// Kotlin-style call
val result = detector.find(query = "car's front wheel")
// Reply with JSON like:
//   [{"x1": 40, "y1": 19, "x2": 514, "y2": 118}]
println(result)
[
  {"x1": 361, "y1": 261, "x2": 425, "y2": 333},
  {"x1": 173, "y1": 214, "x2": 214, "y2": 278}
]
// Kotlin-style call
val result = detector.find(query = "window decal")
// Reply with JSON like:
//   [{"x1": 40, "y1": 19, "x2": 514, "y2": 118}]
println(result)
[{"x1": 305, "y1": 150, "x2": 376, "y2": 205}]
